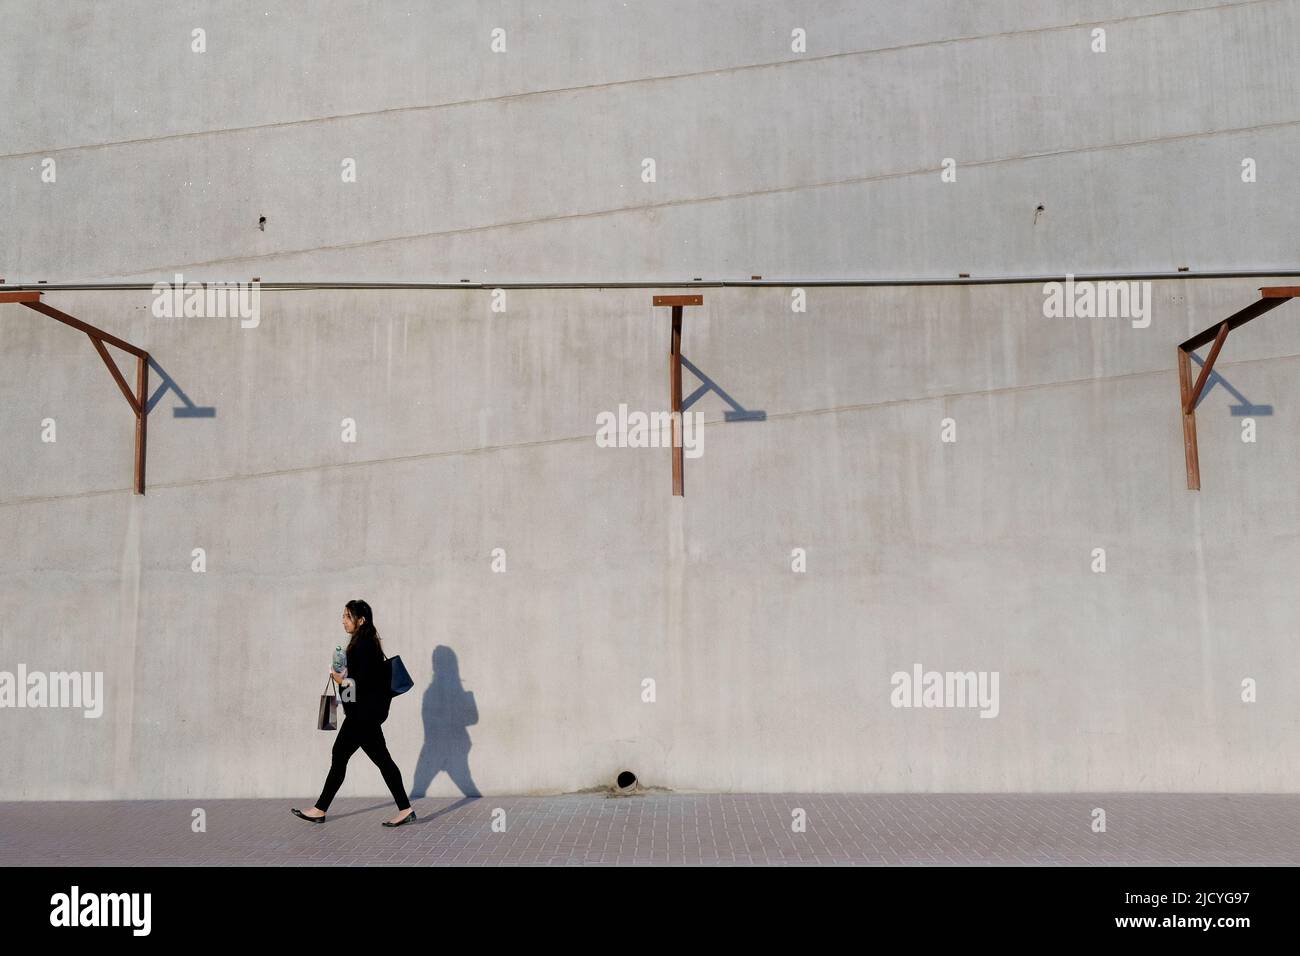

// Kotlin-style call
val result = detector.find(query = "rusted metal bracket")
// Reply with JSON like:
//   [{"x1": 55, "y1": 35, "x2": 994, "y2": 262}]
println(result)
[
  {"x1": 0, "y1": 290, "x2": 150, "y2": 494},
  {"x1": 1178, "y1": 286, "x2": 1299, "y2": 490},
  {"x1": 652, "y1": 294, "x2": 703, "y2": 496}
]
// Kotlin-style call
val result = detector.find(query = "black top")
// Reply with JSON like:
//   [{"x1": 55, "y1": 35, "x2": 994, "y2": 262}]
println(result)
[{"x1": 341, "y1": 633, "x2": 391, "y2": 723}]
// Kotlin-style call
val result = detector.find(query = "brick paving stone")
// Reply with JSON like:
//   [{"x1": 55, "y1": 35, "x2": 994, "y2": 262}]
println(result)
[{"x1": 0, "y1": 793, "x2": 1297, "y2": 865}]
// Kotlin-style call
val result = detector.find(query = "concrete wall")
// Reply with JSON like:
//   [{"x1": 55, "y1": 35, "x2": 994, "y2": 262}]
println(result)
[
  {"x1": 2, "y1": 0, "x2": 1298, "y2": 281},
  {"x1": 1, "y1": 2, "x2": 1299, "y2": 798},
  {"x1": 3, "y1": 278, "x2": 1299, "y2": 798}
]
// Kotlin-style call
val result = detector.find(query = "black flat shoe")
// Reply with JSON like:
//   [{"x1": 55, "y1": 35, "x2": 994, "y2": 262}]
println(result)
[
  {"x1": 382, "y1": 810, "x2": 416, "y2": 827},
  {"x1": 291, "y1": 807, "x2": 325, "y2": 823}
]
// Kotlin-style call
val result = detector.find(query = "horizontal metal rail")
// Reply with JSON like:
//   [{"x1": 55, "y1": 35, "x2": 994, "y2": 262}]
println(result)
[{"x1": 2, "y1": 270, "x2": 1300, "y2": 293}]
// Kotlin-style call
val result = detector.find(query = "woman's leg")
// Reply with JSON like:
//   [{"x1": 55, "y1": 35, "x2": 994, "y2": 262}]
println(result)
[
  {"x1": 315, "y1": 716, "x2": 364, "y2": 812},
  {"x1": 358, "y1": 722, "x2": 411, "y2": 811}
]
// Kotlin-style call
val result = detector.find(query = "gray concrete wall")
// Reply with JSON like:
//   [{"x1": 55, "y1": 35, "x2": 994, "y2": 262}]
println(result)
[
  {"x1": 3, "y1": 278, "x2": 1299, "y2": 798},
  {"x1": 2, "y1": 0, "x2": 1298, "y2": 281},
  {"x1": 1, "y1": 2, "x2": 1298, "y2": 798}
]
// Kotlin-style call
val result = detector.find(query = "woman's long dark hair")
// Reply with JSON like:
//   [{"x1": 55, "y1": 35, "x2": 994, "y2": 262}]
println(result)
[{"x1": 345, "y1": 599, "x2": 383, "y2": 658}]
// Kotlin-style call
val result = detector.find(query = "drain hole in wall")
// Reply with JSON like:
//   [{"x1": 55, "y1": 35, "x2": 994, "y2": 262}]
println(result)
[{"x1": 615, "y1": 770, "x2": 638, "y2": 792}]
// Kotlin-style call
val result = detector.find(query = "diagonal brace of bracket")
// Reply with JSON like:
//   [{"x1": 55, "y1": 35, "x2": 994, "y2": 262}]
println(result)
[{"x1": 1178, "y1": 287, "x2": 1298, "y2": 490}]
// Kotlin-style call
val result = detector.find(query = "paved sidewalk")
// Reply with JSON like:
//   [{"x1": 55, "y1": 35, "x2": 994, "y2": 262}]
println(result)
[{"x1": 1, "y1": 793, "x2": 1297, "y2": 866}]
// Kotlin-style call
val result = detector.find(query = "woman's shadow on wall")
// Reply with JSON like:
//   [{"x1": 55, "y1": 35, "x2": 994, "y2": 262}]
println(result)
[{"x1": 410, "y1": 645, "x2": 482, "y2": 799}]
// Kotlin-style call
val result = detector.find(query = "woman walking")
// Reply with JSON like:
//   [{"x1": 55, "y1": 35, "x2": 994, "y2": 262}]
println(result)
[{"x1": 292, "y1": 600, "x2": 416, "y2": 827}]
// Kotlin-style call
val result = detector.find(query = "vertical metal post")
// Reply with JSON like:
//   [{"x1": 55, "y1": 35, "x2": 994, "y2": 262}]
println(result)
[
  {"x1": 670, "y1": 305, "x2": 683, "y2": 496},
  {"x1": 1177, "y1": 347, "x2": 1200, "y2": 491},
  {"x1": 135, "y1": 354, "x2": 148, "y2": 495},
  {"x1": 650, "y1": 295, "x2": 702, "y2": 496}
]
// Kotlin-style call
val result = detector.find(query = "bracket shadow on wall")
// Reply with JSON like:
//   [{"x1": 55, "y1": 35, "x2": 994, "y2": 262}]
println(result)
[
  {"x1": 1178, "y1": 286, "x2": 1299, "y2": 490},
  {"x1": 148, "y1": 358, "x2": 216, "y2": 419},
  {"x1": 651, "y1": 293, "x2": 765, "y2": 497},
  {"x1": 0, "y1": 290, "x2": 150, "y2": 494}
]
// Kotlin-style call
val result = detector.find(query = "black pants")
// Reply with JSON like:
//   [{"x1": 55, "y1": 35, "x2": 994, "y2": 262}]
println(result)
[{"x1": 315, "y1": 714, "x2": 411, "y2": 812}]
